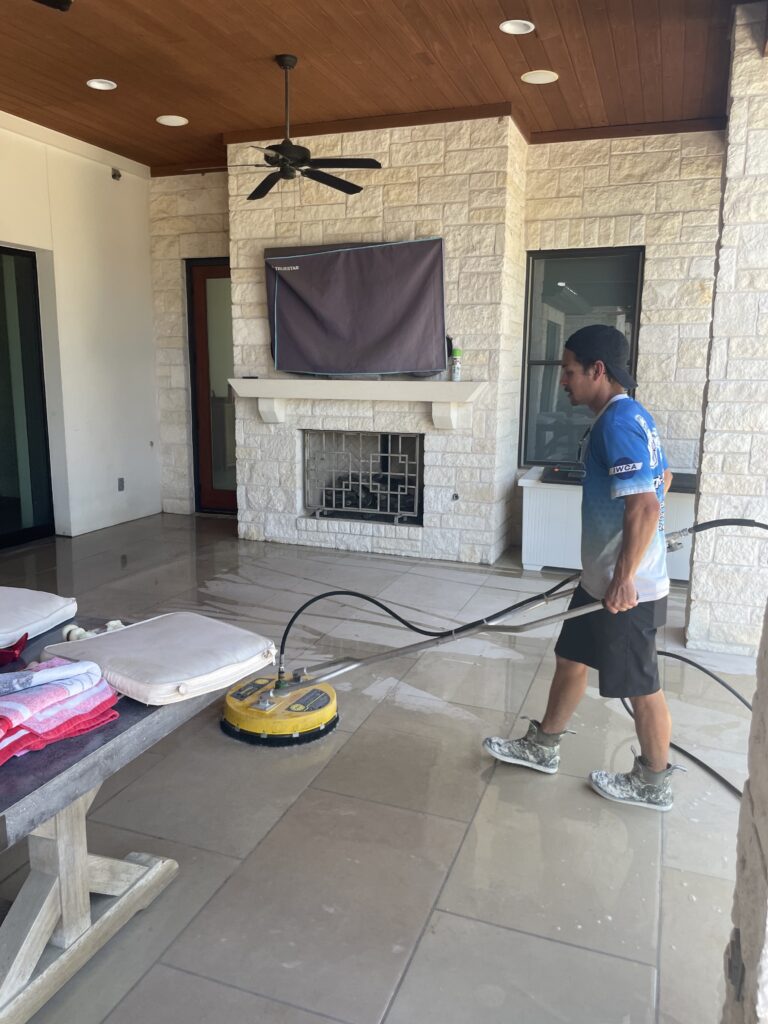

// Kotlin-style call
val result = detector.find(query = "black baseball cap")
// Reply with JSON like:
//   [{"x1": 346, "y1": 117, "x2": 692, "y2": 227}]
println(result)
[{"x1": 565, "y1": 324, "x2": 636, "y2": 389}]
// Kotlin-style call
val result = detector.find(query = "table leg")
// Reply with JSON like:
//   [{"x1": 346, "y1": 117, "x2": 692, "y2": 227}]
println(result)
[{"x1": 0, "y1": 787, "x2": 178, "y2": 1024}]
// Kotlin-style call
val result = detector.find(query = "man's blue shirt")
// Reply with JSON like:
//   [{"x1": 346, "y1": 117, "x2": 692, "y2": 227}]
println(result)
[{"x1": 580, "y1": 394, "x2": 669, "y2": 602}]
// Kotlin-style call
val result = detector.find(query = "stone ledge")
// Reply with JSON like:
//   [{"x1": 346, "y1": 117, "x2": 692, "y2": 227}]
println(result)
[{"x1": 229, "y1": 378, "x2": 487, "y2": 430}]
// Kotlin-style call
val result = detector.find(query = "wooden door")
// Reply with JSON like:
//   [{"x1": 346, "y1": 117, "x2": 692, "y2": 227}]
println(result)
[{"x1": 188, "y1": 260, "x2": 236, "y2": 513}]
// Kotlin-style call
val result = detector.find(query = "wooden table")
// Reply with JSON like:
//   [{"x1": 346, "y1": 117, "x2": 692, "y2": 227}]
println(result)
[{"x1": 0, "y1": 628, "x2": 223, "y2": 1024}]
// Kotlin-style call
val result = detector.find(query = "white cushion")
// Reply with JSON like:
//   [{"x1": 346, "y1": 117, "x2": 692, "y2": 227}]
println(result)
[
  {"x1": 0, "y1": 587, "x2": 78, "y2": 647},
  {"x1": 43, "y1": 612, "x2": 276, "y2": 705}
]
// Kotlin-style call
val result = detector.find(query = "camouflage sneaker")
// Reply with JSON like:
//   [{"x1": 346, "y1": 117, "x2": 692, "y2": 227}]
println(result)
[
  {"x1": 483, "y1": 719, "x2": 565, "y2": 774},
  {"x1": 589, "y1": 750, "x2": 687, "y2": 812}
]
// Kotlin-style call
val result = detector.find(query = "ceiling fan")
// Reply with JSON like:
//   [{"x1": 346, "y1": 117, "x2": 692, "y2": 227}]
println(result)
[{"x1": 240, "y1": 54, "x2": 382, "y2": 200}]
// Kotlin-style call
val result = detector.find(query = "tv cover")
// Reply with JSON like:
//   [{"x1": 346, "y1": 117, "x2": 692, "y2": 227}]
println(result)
[{"x1": 264, "y1": 238, "x2": 446, "y2": 376}]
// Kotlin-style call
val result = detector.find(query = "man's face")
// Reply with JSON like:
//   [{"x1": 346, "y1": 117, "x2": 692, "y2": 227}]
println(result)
[{"x1": 560, "y1": 348, "x2": 598, "y2": 406}]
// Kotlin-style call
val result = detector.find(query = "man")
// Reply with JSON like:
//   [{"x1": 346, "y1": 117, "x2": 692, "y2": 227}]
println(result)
[{"x1": 484, "y1": 324, "x2": 684, "y2": 811}]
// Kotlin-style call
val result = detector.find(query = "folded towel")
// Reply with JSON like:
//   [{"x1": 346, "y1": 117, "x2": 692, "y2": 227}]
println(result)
[
  {"x1": 16, "y1": 678, "x2": 118, "y2": 740},
  {"x1": 0, "y1": 658, "x2": 103, "y2": 734},
  {"x1": 0, "y1": 700, "x2": 119, "y2": 765}
]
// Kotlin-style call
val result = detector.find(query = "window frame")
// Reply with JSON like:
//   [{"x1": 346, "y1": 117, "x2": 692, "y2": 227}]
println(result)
[{"x1": 518, "y1": 245, "x2": 645, "y2": 470}]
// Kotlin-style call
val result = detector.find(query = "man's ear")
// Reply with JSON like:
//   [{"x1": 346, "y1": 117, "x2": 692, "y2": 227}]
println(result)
[{"x1": 592, "y1": 359, "x2": 607, "y2": 380}]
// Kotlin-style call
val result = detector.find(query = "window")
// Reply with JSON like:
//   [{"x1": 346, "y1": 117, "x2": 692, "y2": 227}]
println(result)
[{"x1": 520, "y1": 247, "x2": 644, "y2": 467}]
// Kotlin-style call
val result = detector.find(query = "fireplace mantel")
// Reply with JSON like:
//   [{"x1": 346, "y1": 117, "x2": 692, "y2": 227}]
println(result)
[{"x1": 228, "y1": 378, "x2": 487, "y2": 429}]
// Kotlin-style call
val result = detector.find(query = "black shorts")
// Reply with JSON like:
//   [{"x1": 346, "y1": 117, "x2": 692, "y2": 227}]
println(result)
[{"x1": 554, "y1": 584, "x2": 667, "y2": 699}]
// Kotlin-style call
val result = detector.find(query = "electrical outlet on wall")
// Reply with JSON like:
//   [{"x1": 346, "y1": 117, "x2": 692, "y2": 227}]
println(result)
[{"x1": 117, "y1": 477, "x2": 125, "y2": 492}]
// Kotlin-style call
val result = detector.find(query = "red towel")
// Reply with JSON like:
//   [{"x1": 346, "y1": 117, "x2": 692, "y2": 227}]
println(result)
[
  {"x1": 0, "y1": 633, "x2": 28, "y2": 666},
  {"x1": 0, "y1": 657, "x2": 119, "y2": 766},
  {"x1": 0, "y1": 695, "x2": 119, "y2": 765}
]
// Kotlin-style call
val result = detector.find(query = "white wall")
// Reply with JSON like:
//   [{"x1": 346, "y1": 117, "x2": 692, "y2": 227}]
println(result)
[{"x1": 0, "y1": 111, "x2": 160, "y2": 536}]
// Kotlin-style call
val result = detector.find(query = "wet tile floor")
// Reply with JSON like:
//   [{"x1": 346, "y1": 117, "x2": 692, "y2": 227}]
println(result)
[{"x1": 0, "y1": 514, "x2": 754, "y2": 1024}]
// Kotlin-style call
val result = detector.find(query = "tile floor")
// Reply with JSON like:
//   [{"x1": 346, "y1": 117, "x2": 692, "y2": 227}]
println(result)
[{"x1": 0, "y1": 513, "x2": 755, "y2": 1024}]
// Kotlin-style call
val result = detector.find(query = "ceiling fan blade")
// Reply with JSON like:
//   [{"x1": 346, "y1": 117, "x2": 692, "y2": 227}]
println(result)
[
  {"x1": 248, "y1": 172, "x2": 282, "y2": 200},
  {"x1": 250, "y1": 144, "x2": 281, "y2": 155},
  {"x1": 307, "y1": 158, "x2": 382, "y2": 169},
  {"x1": 301, "y1": 168, "x2": 363, "y2": 195}
]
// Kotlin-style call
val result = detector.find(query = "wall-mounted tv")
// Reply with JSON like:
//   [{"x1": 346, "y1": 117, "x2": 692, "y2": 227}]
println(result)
[{"x1": 264, "y1": 237, "x2": 446, "y2": 377}]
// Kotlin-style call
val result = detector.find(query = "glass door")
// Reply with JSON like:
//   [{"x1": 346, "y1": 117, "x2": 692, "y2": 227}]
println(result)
[
  {"x1": 188, "y1": 260, "x2": 237, "y2": 513},
  {"x1": 0, "y1": 247, "x2": 54, "y2": 548}
]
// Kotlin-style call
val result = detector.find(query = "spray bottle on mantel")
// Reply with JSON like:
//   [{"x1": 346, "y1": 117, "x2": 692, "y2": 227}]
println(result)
[{"x1": 450, "y1": 345, "x2": 462, "y2": 382}]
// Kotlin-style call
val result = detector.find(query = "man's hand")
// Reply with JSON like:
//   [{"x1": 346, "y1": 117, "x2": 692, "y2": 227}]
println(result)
[{"x1": 603, "y1": 575, "x2": 638, "y2": 614}]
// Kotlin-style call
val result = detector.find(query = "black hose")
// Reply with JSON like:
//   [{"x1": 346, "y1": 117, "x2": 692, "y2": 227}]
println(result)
[
  {"x1": 658, "y1": 650, "x2": 752, "y2": 710},
  {"x1": 688, "y1": 518, "x2": 768, "y2": 534},
  {"x1": 277, "y1": 516, "x2": 767, "y2": 795},
  {"x1": 277, "y1": 572, "x2": 580, "y2": 670},
  {"x1": 620, "y1": 697, "x2": 743, "y2": 799}
]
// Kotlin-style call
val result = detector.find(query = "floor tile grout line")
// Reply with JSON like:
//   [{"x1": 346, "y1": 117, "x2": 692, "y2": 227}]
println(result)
[
  {"x1": 92, "y1": 728, "x2": 358, "y2": 1024},
  {"x1": 307, "y1": 784, "x2": 472, "y2": 825},
  {"x1": 655, "y1": 813, "x2": 666, "y2": 1023},
  {"x1": 142, "y1": 962, "x2": 357, "y2": 1024},
  {"x1": 436, "y1": 906, "x2": 659, "y2": 971},
  {"x1": 378, "y1": 739, "x2": 507, "y2": 1023}
]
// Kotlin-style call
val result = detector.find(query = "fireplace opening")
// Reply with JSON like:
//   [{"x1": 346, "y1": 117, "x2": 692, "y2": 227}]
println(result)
[{"x1": 303, "y1": 430, "x2": 424, "y2": 525}]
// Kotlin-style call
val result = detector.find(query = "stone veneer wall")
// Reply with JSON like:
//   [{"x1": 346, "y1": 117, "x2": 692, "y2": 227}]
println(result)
[
  {"x1": 723, "y1": 605, "x2": 768, "y2": 1022},
  {"x1": 689, "y1": 1, "x2": 768, "y2": 657},
  {"x1": 525, "y1": 130, "x2": 725, "y2": 473},
  {"x1": 149, "y1": 172, "x2": 229, "y2": 513},
  {"x1": 229, "y1": 117, "x2": 526, "y2": 562}
]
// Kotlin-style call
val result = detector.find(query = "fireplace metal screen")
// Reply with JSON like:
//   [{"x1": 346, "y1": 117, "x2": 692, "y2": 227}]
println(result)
[{"x1": 304, "y1": 431, "x2": 423, "y2": 524}]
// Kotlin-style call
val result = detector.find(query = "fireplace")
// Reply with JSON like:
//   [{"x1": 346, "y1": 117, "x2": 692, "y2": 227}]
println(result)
[{"x1": 303, "y1": 430, "x2": 424, "y2": 525}]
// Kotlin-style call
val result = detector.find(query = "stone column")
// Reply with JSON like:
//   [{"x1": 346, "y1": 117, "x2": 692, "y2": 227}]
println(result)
[
  {"x1": 722, "y1": 600, "x2": 768, "y2": 1022},
  {"x1": 688, "y1": 1, "x2": 768, "y2": 655}
]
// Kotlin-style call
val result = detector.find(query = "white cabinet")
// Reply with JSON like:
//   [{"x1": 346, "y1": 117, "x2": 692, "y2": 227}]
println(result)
[{"x1": 518, "y1": 467, "x2": 694, "y2": 581}]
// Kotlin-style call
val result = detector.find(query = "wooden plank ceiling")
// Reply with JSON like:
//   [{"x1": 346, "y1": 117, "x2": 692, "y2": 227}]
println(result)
[{"x1": 1, "y1": 0, "x2": 733, "y2": 175}]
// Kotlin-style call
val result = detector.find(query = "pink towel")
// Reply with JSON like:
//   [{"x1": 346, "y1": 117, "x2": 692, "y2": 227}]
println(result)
[
  {"x1": 0, "y1": 657, "x2": 119, "y2": 766},
  {"x1": 0, "y1": 700, "x2": 119, "y2": 765},
  {"x1": 0, "y1": 658, "x2": 103, "y2": 736}
]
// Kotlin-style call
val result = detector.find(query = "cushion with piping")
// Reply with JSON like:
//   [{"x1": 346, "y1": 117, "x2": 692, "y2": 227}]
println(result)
[
  {"x1": 43, "y1": 611, "x2": 276, "y2": 705},
  {"x1": 0, "y1": 587, "x2": 77, "y2": 647}
]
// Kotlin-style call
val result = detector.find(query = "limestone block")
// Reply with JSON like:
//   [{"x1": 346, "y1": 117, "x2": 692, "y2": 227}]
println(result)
[
  {"x1": 583, "y1": 183, "x2": 656, "y2": 215},
  {"x1": 644, "y1": 257, "x2": 689, "y2": 280},
  {"x1": 153, "y1": 289, "x2": 184, "y2": 316},
  {"x1": 610, "y1": 151, "x2": 680, "y2": 184},
  {"x1": 443, "y1": 223, "x2": 498, "y2": 257},
  {"x1": 445, "y1": 121, "x2": 472, "y2": 150},
  {"x1": 611, "y1": 138, "x2": 645, "y2": 154},
  {"x1": 469, "y1": 118, "x2": 507, "y2": 149},
  {"x1": 656, "y1": 178, "x2": 722, "y2": 212},
  {"x1": 457, "y1": 273, "x2": 502, "y2": 304},
  {"x1": 679, "y1": 130, "x2": 726, "y2": 157},
  {"x1": 679, "y1": 154, "x2": 726, "y2": 180},
  {"x1": 713, "y1": 292, "x2": 759, "y2": 337},
  {"x1": 725, "y1": 187, "x2": 768, "y2": 224},
  {"x1": 152, "y1": 260, "x2": 185, "y2": 291},
  {"x1": 728, "y1": 141, "x2": 749, "y2": 179},
  {"x1": 526, "y1": 196, "x2": 582, "y2": 220},
  {"x1": 390, "y1": 140, "x2": 444, "y2": 166},
  {"x1": 384, "y1": 183, "x2": 418, "y2": 205},
  {"x1": 641, "y1": 279, "x2": 711, "y2": 311},
  {"x1": 446, "y1": 148, "x2": 507, "y2": 174},
  {"x1": 150, "y1": 193, "x2": 179, "y2": 219},
  {"x1": 229, "y1": 208, "x2": 279, "y2": 238},
  {"x1": 547, "y1": 139, "x2": 611, "y2": 167},
  {"x1": 176, "y1": 187, "x2": 229, "y2": 216},
  {"x1": 526, "y1": 169, "x2": 559, "y2": 198}
]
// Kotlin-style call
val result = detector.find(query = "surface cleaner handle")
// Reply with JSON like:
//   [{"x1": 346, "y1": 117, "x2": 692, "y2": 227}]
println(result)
[{"x1": 484, "y1": 599, "x2": 604, "y2": 635}]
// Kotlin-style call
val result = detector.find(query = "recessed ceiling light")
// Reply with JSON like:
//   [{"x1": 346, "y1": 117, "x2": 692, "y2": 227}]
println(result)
[
  {"x1": 156, "y1": 115, "x2": 189, "y2": 127},
  {"x1": 86, "y1": 78, "x2": 117, "y2": 91},
  {"x1": 521, "y1": 69, "x2": 559, "y2": 84},
  {"x1": 499, "y1": 19, "x2": 535, "y2": 34}
]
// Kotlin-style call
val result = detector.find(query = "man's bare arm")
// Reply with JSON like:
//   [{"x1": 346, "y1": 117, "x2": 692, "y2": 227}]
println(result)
[
  {"x1": 663, "y1": 468, "x2": 673, "y2": 495},
  {"x1": 604, "y1": 492, "x2": 661, "y2": 614}
]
